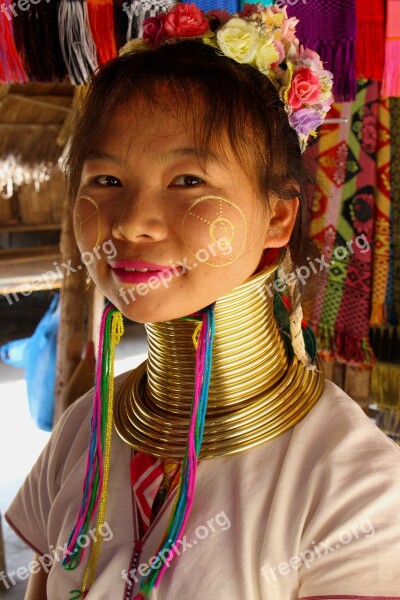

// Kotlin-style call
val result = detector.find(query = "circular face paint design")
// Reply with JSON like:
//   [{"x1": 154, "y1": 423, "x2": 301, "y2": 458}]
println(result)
[
  {"x1": 74, "y1": 195, "x2": 101, "y2": 249},
  {"x1": 181, "y1": 195, "x2": 247, "y2": 267}
]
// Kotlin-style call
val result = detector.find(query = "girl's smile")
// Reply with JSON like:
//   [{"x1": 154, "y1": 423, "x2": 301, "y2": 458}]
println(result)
[{"x1": 74, "y1": 94, "x2": 297, "y2": 322}]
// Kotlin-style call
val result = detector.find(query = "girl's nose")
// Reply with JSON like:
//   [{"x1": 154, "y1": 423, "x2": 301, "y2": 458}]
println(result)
[{"x1": 111, "y1": 192, "x2": 168, "y2": 242}]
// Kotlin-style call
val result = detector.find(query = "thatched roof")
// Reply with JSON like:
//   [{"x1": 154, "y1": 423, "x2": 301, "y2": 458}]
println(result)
[{"x1": 0, "y1": 82, "x2": 75, "y2": 164}]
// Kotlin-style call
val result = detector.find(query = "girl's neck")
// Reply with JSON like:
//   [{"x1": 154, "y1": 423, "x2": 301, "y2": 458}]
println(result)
[{"x1": 144, "y1": 251, "x2": 288, "y2": 413}]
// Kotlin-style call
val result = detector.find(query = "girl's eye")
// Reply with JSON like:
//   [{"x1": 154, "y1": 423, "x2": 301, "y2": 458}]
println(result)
[
  {"x1": 91, "y1": 175, "x2": 122, "y2": 187},
  {"x1": 172, "y1": 175, "x2": 204, "y2": 187}
]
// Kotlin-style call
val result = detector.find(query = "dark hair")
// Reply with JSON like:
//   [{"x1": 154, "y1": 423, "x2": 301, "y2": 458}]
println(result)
[{"x1": 65, "y1": 39, "x2": 319, "y2": 300}]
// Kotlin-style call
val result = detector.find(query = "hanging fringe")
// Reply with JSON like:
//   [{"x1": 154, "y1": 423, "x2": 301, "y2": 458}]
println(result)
[
  {"x1": 314, "y1": 324, "x2": 375, "y2": 366},
  {"x1": 301, "y1": 37, "x2": 357, "y2": 103},
  {"x1": 62, "y1": 304, "x2": 123, "y2": 588},
  {"x1": 86, "y1": 0, "x2": 118, "y2": 64},
  {"x1": 0, "y1": 0, "x2": 27, "y2": 83},
  {"x1": 12, "y1": 0, "x2": 66, "y2": 81},
  {"x1": 382, "y1": 40, "x2": 400, "y2": 98},
  {"x1": 58, "y1": 0, "x2": 98, "y2": 85},
  {"x1": 356, "y1": 16, "x2": 385, "y2": 81},
  {"x1": 138, "y1": 303, "x2": 215, "y2": 597}
]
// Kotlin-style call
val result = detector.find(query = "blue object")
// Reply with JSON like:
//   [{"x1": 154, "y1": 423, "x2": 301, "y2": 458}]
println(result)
[
  {"x1": 193, "y1": 0, "x2": 239, "y2": 12},
  {"x1": 0, "y1": 293, "x2": 60, "y2": 431}
]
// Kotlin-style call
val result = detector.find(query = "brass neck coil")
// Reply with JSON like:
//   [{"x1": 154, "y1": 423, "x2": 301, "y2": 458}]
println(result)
[{"x1": 114, "y1": 257, "x2": 325, "y2": 459}]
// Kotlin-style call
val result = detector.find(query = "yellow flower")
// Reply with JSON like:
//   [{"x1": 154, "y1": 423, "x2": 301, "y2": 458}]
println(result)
[
  {"x1": 119, "y1": 39, "x2": 151, "y2": 57},
  {"x1": 216, "y1": 18, "x2": 259, "y2": 63},
  {"x1": 260, "y1": 9, "x2": 285, "y2": 29},
  {"x1": 254, "y1": 36, "x2": 279, "y2": 73}
]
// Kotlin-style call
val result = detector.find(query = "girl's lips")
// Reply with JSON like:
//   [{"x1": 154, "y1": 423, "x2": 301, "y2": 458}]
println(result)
[
  {"x1": 110, "y1": 259, "x2": 182, "y2": 284},
  {"x1": 110, "y1": 265, "x2": 181, "y2": 284}
]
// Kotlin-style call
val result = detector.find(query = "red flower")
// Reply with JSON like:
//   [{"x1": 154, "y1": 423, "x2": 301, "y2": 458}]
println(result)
[
  {"x1": 164, "y1": 3, "x2": 210, "y2": 38},
  {"x1": 238, "y1": 2, "x2": 260, "y2": 17},
  {"x1": 207, "y1": 8, "x2": 230, "y2": 26},
  {"x1": 142, "y1": 13, "x2": 168, "y2": 46},
  {"x1": 288, "y1": 67, "x2": 322, "y2": 110}
]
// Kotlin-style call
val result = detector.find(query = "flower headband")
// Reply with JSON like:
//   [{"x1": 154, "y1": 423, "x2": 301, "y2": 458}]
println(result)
[{"x1": 120, "y1": 2, "x2": 334, "y2": 152}]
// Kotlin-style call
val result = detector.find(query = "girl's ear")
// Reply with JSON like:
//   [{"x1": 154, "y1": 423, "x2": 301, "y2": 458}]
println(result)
[{"x1": 263, "y1": 196, "x2": 299, "y2": 249}]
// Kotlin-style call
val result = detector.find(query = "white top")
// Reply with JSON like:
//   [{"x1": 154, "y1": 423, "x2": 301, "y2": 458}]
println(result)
[{"x1": 5, "y1": 373, "x2": 400, "y2": 599}]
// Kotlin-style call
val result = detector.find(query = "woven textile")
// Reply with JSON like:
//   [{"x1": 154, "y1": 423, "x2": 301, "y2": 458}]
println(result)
[
  {"x1": 286, "y1": 0, "x2": 357, "y2": 102},
  {"x1": 371, "y1": 97, "x2": 391, "y2": 325},
  {"x1": 355, "y1": 0, "x2": 385, "y2": 81},
  {"x1": 390, "y1": 98, "x2": 400, "y2": 325},
  {"x1": 304, "y1": 80, "x2": 379, "y2": 365},
  {"x1": 382, "y1": 0, "x2": 400, "y2": 97}
]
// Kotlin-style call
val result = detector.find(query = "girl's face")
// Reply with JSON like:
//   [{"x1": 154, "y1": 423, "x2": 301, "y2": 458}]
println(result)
[{"x1": 74, "y1": 94, "x2": 296, "y2": 322}]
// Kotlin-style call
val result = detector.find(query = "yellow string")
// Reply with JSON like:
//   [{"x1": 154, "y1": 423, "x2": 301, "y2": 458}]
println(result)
[
  {"x1": 192, "y1": 321, "x2": 202, "y2": 350},
  {"x1": 81, "y1": 311, "x2": 124, "y2": 596}
]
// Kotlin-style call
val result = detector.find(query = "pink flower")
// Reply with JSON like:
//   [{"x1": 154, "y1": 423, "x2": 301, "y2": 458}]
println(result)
[
  {"x1": 142, "y1": 13, "x2": 168, "y2": 46},
  {"x1": 280, "y1": 17, "x2": 298, "y2": 43},
  {"x1": 288, "y1": 67, "x2": 322, "y2": 109},
  {"x1": 272, "y1": 40, "x2": 285, "y2": 67},
  {"x1": 164, "y1": 3, "x2": 210, "y2": 38}
]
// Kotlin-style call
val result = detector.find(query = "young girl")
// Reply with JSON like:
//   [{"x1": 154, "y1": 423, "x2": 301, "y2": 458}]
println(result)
[{"x1": 5, "y1": 3, "x2": 400, "y2": 599}]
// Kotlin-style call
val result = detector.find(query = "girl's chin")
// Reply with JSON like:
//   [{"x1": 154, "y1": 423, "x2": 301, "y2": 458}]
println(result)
[{"x1": 112, "y1": 295, "x2": 219, "y2": 323}]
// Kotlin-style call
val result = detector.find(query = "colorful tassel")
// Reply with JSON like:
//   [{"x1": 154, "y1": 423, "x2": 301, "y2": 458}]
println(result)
[
  {"x1": 62, "y1": 304, "x2": 124, "y2": 592},
  {"x1": 0, "y1": 0, "x2": 27, "y2": 83},
  {"x1": 58, "y1": 0, "x2": 98, "y2": 85},
  {"x1": 138, "y1": 303, "x2": 215, "y2": 596},
  {"x1": 86, "y1": 0, "x2": 118, "y2": 64}
]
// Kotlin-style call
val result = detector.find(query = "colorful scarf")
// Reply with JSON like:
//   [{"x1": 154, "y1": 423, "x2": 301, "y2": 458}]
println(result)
[
  {"x1": 382, "y1": 0, "x2": 400, "y2": 97},
  {"x1": 390, "y1": 98, "x2": 400, "y2": 324},
  {"x1": 356, "y1": 0, "x2": 385, "y2": 81},
  {"x1": 304, "y1": 80, "x2": 378, "y2": 365},
  {"x1": 286, "y1": 0, "x2": 357, "y2": 102},
  {"x1": 370, "y1": 97, "x2": 391, "y2": 326}
]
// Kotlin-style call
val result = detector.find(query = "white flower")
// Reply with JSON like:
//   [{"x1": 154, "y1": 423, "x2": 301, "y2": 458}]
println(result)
[{"x1": 217, "y1": 18, "x2": 259, "y2": 63}]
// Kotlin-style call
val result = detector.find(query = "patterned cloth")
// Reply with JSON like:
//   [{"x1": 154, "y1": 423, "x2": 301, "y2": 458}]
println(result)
[
  {"x1": 131, "y1": 452, "x2": 180, "y2": 538},
  {"x1": 286, "y1": 0, "x2": 357, "y2": 102},
  {"x1": 371, "y1": 97, "x2": 392, "y2": 325},
  {"x1": 304, "y1": 80, "x2": 378, "y2": 365}
]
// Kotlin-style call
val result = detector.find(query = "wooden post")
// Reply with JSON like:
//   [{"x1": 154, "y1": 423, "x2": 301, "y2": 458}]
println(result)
[{"x1": 53, "y1": 201, "x2": 86, "y2": 424}]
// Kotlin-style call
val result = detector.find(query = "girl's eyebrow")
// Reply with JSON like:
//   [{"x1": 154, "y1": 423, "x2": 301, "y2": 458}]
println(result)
[{"x1": 84, "y1": 151, "x2": 123, "y2": 165}]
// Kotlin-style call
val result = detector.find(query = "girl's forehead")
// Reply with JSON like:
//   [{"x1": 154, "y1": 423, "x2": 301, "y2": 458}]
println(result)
[{"x1": 94, "y1": 93, "x2": 232, "y2": 163}]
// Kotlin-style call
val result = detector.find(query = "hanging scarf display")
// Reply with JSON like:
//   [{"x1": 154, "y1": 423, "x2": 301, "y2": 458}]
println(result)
[
  {"x1": 390, "y1": 97, "x2": 400, "y2": 324},
  {"x1": 0, "y1": 0, "x2": 27, "y2": 83},
  {"x1": 11, "y1": 0, "x2": 67, "y2": 82},
  {"x1": 382, "y1": 0, "x2": 400, "y2": 97},
  {"x1": 355, "y1": 0, "x2": 385, "y2": 81},
  {"x1": 286, "y1": 0, "x2": 357, "y2": 102},
  {"x1": 58, "y1": 0, "x2": 98, "y2": 86},
  {"x1": 86, "y1": 0, "x2": 118, "y2": 64},
  {"x1": 370, "y1": 97, "x2": 391, "y2": 326},
  {"x1": 304, "y1": 80, "x2": 378, "y2": 365}
]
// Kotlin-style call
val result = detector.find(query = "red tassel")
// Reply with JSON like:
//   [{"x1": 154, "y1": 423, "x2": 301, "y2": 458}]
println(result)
[
  {"x1": 0, "y1": 0, "x2": 27, "y2": 83},
  {"x1": 86, "y1": 0, "x2": 118, "y2": 64},
  {"x1": 356, "y1": 16, "x2": 385, "y2": 81}
]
